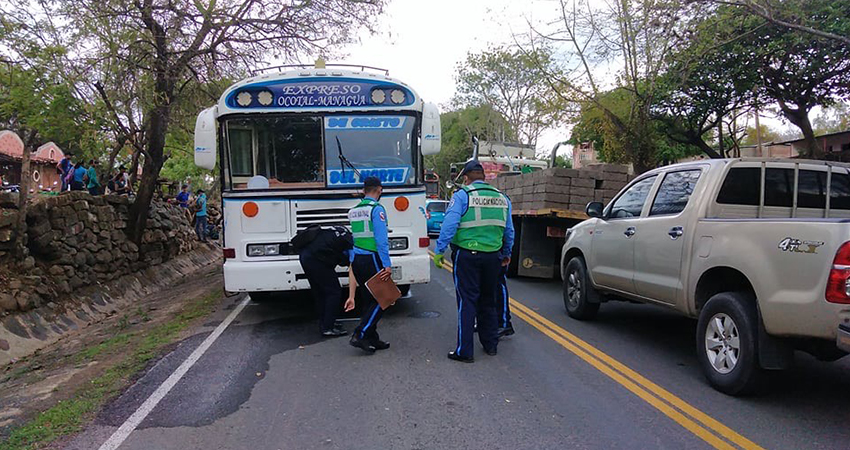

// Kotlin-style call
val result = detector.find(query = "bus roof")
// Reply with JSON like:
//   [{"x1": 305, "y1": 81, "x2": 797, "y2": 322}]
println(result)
[{"x1": 216, "y1": 68, "x2": 423, "y2": 116}]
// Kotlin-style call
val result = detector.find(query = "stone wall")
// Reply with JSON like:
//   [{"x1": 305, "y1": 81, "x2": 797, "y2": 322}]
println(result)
[{"x1": 0, "y1": 191, "x2": 204, "y2": 315}]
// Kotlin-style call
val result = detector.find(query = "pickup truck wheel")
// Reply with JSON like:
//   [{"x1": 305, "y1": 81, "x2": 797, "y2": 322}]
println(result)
[
  {"x1": 696, "y1": 292, "x2": 762, "y2": 396},
  {"x1": 563, "y1": 257, "x2": 600, "y2": 320},
  {"x1": 250, "y1": 292, "x2": 277, "y2": 303}
]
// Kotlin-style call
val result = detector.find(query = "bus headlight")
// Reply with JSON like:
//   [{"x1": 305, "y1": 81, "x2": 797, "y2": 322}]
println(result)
[
  {"x1": 247, "y1": 244, "x2": 281, "y2": 256},
  {"x1": 257, "y1": 90, "x2": 274, "y2": 106},
  {"x1": 236, "y1": 91, "x2": 253, "y2": 107},
  {"x1": 389, "y1": 237, "x2": 408, "y2": 250},
  {"x1": 371, "y1": 89, "x2": 386, "y2": 104},
  {"x1": 390, "y1": 89, "x2": 405, "y2": 104}
]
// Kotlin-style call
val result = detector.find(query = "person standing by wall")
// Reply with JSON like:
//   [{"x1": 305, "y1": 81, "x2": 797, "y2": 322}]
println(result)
[
  {"x1": 56, "y1": 155, "x2": 72, "y2": 192},
  {"x1": 347, "y1": 176, "x2": 393, "y2": 354},
  {"x1": 86, "y1": 160, "x2": 100, "y2": 195},
  {"x1": 70, "y1": 162, "x2": 86, "y2": 191},
  {"x1": 433, "y1": 160, "x2": 515, "y2": 363},
  {"x1": 176, "y1": 184, "x2": 190, "y2": 208},
  {"x1": 194, "y1": 188, "x2": 208, "y2": 242}
]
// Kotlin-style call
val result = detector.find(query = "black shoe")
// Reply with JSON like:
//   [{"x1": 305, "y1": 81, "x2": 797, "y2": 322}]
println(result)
[
  {"x1": 349, "y1": 335, "x2": 376, "y2": 354},
  {"x1": 447, "y1": 351, "x2": 474, "y2": 363},
  {"x1": 484, "y1": 347, "x2": 497, "y2": 356},
  {"x1": 498, "y1": 326, "x2": 515, "y2": 337},
  {"x1": 370, "y1": 339, "x2": 390, "y2": 350},
  {"x1": 322, "y1": 327, "x2": 347, "y2": 337}
]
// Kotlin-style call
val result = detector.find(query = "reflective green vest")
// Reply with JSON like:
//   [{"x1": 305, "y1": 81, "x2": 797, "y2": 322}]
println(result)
[
  {"x1": 348, "y1": 198, "x2": 381, "y2": 252},
  {"x1": 452, "y1": 183, "x2": 508, "y2": 252}
]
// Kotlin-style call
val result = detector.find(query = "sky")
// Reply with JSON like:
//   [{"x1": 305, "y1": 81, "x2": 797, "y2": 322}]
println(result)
[
  {"x1": 337, "y1": 0, "x2": 802, "y2": 160},
  {"x1": 339, "y1": 0, "x2": 573, "y2": 157}
]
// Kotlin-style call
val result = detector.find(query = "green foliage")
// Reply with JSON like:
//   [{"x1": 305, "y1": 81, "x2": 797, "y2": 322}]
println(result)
[
  {"x1": 813, "y1": 103, "x2": 850, "y2": 135},
  {"x1": 453, "y1": 46, "x2": 569, "y2": 147},
  {"x1": 740, "y1": 124, "x2": 783, "y2": 146},
  {"x1": 424, "y1": 105, "x2": 512, "y2": 196},
  {"x1": 553, "y1": 155, "x2": 572, "y2": 169}
]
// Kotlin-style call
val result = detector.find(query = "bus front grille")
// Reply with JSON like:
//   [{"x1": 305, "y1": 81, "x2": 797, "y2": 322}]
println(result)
[{"x1": 295, "y1": 207, "x2": 351, "y2": 231}]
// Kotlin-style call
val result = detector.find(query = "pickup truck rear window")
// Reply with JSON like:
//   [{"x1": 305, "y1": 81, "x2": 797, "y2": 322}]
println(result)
[
  {"x1": 797, "y1": 170, "x2": 827, "y2": 209},
  {"x1": 717, "y1": 168, "x2": 760, "y2": 206},
  {"x1": 830, "y1": 171, "x2": 850, "y2": 210},
  {"x1": 764, "y1": 168, "x2": 793, "y2": 207}
]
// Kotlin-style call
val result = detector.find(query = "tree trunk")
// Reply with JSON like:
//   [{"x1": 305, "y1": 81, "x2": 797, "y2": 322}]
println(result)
[
  {"x1": 782, "y1": 106, "x2": 821, "y2": 158},
  {"x1": 128, "y1": 102, "x2": 171, "y2": 244},
  {"x1": 106, "y1": 137, "x2": 128, "y2": 180},
  {"x1": 128, "y1": 147, "x2": 142, "y2": 189},
  {"x1": 15, "y1": 136, "x2": 32, "y2": 258}
]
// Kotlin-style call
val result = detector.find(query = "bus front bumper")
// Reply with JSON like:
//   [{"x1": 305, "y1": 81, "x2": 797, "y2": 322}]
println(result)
[{"x1": 223, "y1": 253, "x2": 432, "y2": 293}]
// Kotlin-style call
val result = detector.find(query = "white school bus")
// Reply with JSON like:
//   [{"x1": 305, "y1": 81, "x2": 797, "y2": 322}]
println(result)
[{"x1": 194, "y1": 63, "x2": 441, "y2": 299}]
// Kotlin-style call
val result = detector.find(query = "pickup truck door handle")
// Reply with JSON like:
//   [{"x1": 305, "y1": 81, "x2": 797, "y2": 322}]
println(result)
[
  {"x1": 668, "y1": 226, "x2": 684, "y2": 239},
  {"x1": 624, "y1": 227, "x2": 636, "y2": 238}
]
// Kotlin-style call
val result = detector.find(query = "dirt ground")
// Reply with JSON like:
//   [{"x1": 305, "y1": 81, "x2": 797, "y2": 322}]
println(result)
[{"x1": 0, "y1": 263, "x2": 226, "y2": 439}]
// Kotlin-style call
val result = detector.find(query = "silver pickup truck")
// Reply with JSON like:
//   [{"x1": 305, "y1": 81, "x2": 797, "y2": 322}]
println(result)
[{"x1": 560, "y1": 158, "x2": 850, "y2": 395}]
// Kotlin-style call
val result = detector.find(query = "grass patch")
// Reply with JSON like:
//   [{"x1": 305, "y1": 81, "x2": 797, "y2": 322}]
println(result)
[
  {"x1": 0, "y1": 289, "x2": 221, "y2": 450},
  {"x1": 75, "y1": 333, "x2": 134, "y2": 363}
]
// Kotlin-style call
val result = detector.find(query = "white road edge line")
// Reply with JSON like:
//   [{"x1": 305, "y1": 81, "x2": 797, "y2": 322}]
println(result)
[{"x1": 98, "y1": 295, "x2": 252, "y2": 450}]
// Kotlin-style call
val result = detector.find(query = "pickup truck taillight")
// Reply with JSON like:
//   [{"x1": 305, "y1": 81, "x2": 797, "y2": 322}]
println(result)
[{"x1": 826, "y1": 242, "x2": 850, "y2": 303}]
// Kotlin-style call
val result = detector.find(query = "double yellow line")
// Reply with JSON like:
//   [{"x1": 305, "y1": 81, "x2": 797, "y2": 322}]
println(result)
[{"x1": 428, "y1": 251, "x2": 763, "y2": 450}]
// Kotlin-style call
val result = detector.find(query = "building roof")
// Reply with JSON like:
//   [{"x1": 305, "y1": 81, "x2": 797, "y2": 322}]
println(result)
[
  {"x1": 774, "y1": 129, "x2": 850, "y2": 146},
  {"x1": 0, "y1": 131, "x2": 66, "y2": 165}
]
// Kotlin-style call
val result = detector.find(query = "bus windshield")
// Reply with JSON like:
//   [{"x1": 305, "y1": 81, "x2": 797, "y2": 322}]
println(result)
[
  {"x1": 223, "y1": 114, "x2": 417, "y2": 190},
  {"x1": 323, "y1": 115, "x2": 416, "y2": 188}
]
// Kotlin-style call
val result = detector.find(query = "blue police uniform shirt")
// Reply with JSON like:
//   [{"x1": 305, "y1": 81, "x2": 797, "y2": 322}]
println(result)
[
  {"x1": 350, "y1": 196, "x2": 392, "y2": 268},
  {"x1": 435, "y1": 180, "x2": 515, "y2": 259}
]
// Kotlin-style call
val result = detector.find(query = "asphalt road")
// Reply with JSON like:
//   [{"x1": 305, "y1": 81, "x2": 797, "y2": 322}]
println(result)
[{"x1": 63, "y1": 262, "x2": 850, "y2": 450}]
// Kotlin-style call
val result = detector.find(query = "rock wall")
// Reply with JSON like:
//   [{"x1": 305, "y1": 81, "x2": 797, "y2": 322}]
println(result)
[{"x1": 0, "y1": 191, "x2": 204, "y2": 315}]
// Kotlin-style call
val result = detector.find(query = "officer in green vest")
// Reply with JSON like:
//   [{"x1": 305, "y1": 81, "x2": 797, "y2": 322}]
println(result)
[
  {"x1": 434, "y1": 160, "x2": 515, "y2": 363},
  {"x1": 347, "y1": 176, "x2": 393, "y2": 354}
]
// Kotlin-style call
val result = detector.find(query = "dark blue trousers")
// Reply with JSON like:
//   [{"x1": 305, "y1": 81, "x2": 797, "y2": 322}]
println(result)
[
  {"x1": 451, "y1": 247, "x2": 500, "y2": 358},
  {"x1": 498, "y1": 265, "x2": 512, "y2": 329},
  {"x1": 352, "y1": 253, "x2": 384, "y2": 341}
]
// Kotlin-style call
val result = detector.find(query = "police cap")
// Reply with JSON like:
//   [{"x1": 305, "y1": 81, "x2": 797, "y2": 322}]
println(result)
[{"x1": 460, "y1": 160, "x2": 485, "y2": 176}]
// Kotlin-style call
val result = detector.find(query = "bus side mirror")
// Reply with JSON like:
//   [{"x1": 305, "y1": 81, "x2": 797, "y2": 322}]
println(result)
[
  {"x1": 421, "y1": 102, "x2": 441, "y2": 155},
  {"x1": 194, "y1": 106, "x2": 217, "y2": 170}
]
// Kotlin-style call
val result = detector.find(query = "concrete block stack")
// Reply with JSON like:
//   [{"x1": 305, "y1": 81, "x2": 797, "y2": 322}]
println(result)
[{"x1": 489, "y1": 164, "x2": 632, "y2": 212}]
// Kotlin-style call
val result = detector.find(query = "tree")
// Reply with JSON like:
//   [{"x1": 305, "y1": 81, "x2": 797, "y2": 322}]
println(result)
[
  {"x1": 453, "y1": 46, "x2": 569, "y2": 148},
  {"x1": 813, "y1": 103, "x2": 850, "y2": 135},
  {"x1": 707, "y1": 2, "x2": 850, "y2": 158},
  {"x1": 740, "y1": 123, "x2": 781, "y2": 146},
  {"x1": 553, "y1": 154, "x2": 572, "y2": 169},
  {"x1": 704, "y1": 0, "x2": 850, "y2": 47},
  {"x1": 526, "y1": 0, "x2": 688, "y2": 173},
  {"x1": 1, "y1": 0, "x2": 385, "y2": 244},
  {"x1": 424, "y1": 105, "x2": 513, "y2": 191}
]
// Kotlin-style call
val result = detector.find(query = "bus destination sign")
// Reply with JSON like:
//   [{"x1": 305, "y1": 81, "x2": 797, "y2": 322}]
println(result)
[{"x1": 226, "y1": 79, "x2": 415, "y2": 109}]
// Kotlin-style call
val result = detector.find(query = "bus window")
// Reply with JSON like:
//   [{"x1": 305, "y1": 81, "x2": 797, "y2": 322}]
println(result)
[{"x1": 225, "y1": 117, "x2": 324, "y2": 189}]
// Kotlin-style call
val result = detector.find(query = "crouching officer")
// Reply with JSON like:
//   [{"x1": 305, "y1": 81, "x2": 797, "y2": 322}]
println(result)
[
  {"x1": 348, "y1": 176, "x2": 393, "y2": 354},
  {"x1": 434, "y1": 160, "x2": 515, "y2": 363},
  {"x1": 295, "y1": 225, "x2": 353, "y2": 337}
]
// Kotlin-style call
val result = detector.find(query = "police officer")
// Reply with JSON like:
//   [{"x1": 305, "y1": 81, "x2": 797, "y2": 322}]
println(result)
[
  {"x1": 296, "y1": 225, "x2": 353, "y2": 337},
  {"x1": 434, "y1": 160, "x2": 515, "y2": 362},
  {"x1": 348, "y1": 176, "x2": 393, "y2": 354}
]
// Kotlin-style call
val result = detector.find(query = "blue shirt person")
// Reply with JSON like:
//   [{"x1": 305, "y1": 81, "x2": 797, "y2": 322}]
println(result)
[
  {"x1": 176, "y1": 185, "x2": 190, "y2": 208},
  {"x1": 347, "y1": 176, "x2": 393, "y2": 354},
  {"x1": 349, "y1": 196, "x2": 391, "y2": 269},
  {"x1": 433, "y1": 160, "x2": 514, "y2": 363},
  {"x1": 194, "y1": 189, "x2": 209, "y2": 242},
  {"x1": 435, "y1": 181, "x2": 515, "y2": 261}
]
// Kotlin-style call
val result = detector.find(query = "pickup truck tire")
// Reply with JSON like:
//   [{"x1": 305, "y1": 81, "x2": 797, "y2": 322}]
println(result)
[
  {"x1": 696, "y1": 292, "x2": 761, "y2": 396},
  {"x1": 563, "y1": 257, "x2": 601, "y2": 320},
  {"x1": 250, "y1": 292, "x2": 277, "y2": 303}
]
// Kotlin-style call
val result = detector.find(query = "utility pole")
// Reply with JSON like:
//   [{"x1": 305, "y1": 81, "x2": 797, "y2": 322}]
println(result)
[{"x1": 754, "y1": 108, "x2": 763, "y2": 157}]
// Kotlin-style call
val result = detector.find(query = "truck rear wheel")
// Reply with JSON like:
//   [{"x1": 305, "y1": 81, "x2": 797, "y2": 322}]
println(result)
[
  {"x1": 563, "y1": 257, "x2": 600, "y2": 320},
  {"x1": 696, "y1": 292, "x2": 762, "y2": 396},
  {"x1": 250, "y1": 292, "x2": 278, "y2": 303}
]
